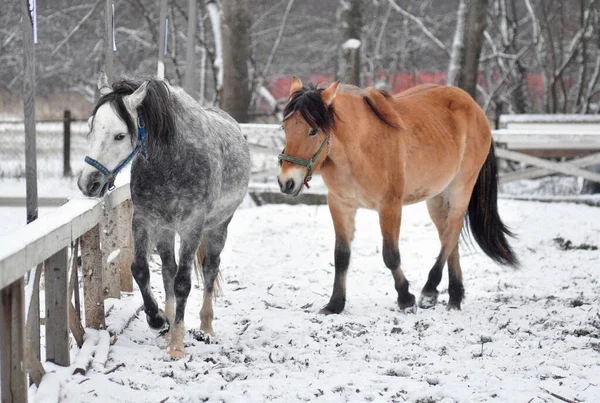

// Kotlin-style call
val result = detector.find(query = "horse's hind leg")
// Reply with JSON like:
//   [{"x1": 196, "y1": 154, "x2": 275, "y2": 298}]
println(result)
[
  {"x1": 379, "y1": 201, "x2": 416, "y2": 312},
  {"x1": 170, "y1": 220, "x2": 205, "y2": 358},
  {"x1": 419, "y1": 195, "x2": 449, "y2": 309},
  {"x1": 156, "y1": 230, "x2": 177, "y2": 327},
  {"x1": 420, "y1": 184, "x2": 472, "y2": 310},
  {"x1": 199, "y1": 218, "x2": 232, "y2": 336},
  {"x1": 131, "y1": 215, "x2": 169, "y2": 333}
]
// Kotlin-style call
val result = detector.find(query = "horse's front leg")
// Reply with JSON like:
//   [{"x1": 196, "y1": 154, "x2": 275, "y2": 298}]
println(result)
[
  {"x1": 321, "y1": 194, "x2": 357, "y2": 315},
  {"x1": 156, "y1": 230, "x2": 177, "y2": 341},
  {"x1": 379, "y1": 201, "x2": 416, "y2": 312},
  {"x1": 131, "y1": 215, "x2": 169, "y2": 333},
  {"x1": 169, "y1": 223, "x2": 204, "y2": 359}
]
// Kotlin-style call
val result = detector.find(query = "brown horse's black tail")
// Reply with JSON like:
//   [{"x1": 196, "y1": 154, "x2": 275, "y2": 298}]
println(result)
[{"x1": 463, "y1": 143, "x2": 519, "y2": 267}]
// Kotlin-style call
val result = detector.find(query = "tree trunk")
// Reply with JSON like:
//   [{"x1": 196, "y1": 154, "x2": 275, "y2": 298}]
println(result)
[
  {"x1": 220, "y1": 0, "x2": 250, "y2": 122},
  {"x1": 336, "y1": 0, "x2": 362, "y2": 86},
  {"x1": 448, "y1": 0, "x2": 489, "y2": 100}
]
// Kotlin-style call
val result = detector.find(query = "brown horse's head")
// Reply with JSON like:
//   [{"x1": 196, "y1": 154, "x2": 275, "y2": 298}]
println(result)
[{"x1": 278, "y1": 77, "x2": 340, "y2": 196}]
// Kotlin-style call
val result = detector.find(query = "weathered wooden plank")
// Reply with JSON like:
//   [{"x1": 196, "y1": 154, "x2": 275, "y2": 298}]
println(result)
[
  {"x1": 68, "y1": 241, "x2": 85, "y2": 348},
  {"x1": 117, "y1": 201, "x2": 133, "y2": 292},
  {"x1": 495, "y1": 148, "x2": 600, "y2": 183},
  {"x1": 25, "y1": 264, "x2": 44, "y2": 387},
  {"x1": 0, "y1": 279, "x2": 27, "y2": 403},
  {"x1": 80, "y1": 224, "x2": 105, "y2": 329},
  {"x1": 44, "y1": 247, "x2": 70, "y2": 366},
  {"x1": 500, "y1": 152, "x2": 600, "y2": 183},
  {"x1": 101, "y1": 207, "x2": 120, "y2": 299}
]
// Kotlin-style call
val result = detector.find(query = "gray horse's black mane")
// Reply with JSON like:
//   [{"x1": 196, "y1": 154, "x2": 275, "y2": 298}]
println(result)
[{"x1": 92, "y1": 78, "x2": 176, "y2": 150}]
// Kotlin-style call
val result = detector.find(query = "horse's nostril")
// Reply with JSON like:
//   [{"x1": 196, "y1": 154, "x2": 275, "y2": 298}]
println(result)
[
  {"x1": 88, "y1": 181, "x2": 101, "y2": 196},
  {"x1": 285, "y1": 179, "x2": 295, "y2": 193}
]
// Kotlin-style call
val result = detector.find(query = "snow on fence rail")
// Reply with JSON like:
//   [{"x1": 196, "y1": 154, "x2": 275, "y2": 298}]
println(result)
[{"x1": 0, "y1": 183, "x2": 133, "y2": 402}]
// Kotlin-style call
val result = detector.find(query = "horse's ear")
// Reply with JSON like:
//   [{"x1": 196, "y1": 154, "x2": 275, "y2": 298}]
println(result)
[
  {"x1": 123, "y1": 82, "x2": 148, "y2": 113},
  {"x1": 97, "y1": 71, "x2": 112, "y2": 95},
  {"x1": 321, "y1": 81, "x2": 340, "y2": 106},
  {"x1": 290, "y1": 76, "x2": 303, "y2": 97}
]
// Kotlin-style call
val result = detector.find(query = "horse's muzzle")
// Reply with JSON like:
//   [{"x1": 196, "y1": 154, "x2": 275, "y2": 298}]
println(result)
[
  {"x1": 78, "y1": 171, "x2": 108, "y2": 198},
  {"x1": 278, "y1": 177, "x2": 301, "y2": 197}
]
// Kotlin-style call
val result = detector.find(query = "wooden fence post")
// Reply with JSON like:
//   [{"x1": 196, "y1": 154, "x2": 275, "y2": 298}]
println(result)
[
  {"x1": 80, "y1": 225, "x2": 105, "y2": 329},
  {"x1": 63, "y1": 110, "x2": 72, "y2": 177},
  {"x1": 25, "y1": 265, "x2": 45, "y2": 386},
  {"x1": 0, "y1": 279, "x2": 27, "y2": 403},
  {"x1": 117, "y1": 201, "x2": 133, "y2": 292},
  {"x1": 44, "y1": 247, "x2": 70, "y2": 366},
  {"x1": 101, "y1": 208, "x2": 120, "y2": 299}
]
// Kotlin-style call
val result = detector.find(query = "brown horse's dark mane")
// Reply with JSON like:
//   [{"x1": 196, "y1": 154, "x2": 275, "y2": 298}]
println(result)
[
  {"x1": 362, "y1": 89, "x2": 400, "y2": 129},
  {"x1": 284, "y1": 83, "x2": 399, "y2": 132},
  {"x1": 284, "y1": 84, "x2": 336, "y2": 133}
]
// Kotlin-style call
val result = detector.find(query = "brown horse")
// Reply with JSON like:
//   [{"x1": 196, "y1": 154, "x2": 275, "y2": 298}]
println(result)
[{"x1": 277, "y1": 77, "x2": 518, "y2": 313}]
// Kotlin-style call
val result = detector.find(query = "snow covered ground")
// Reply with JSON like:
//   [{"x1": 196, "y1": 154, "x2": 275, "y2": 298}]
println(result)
[{"x1": 25, "y1": 199, "x2": 600, "y2": 403}]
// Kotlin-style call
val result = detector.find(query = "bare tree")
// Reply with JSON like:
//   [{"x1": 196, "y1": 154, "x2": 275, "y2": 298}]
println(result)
[
  {"x1": 336, "y1": 0, "x2": 362, "y2": 85},
  {"x1": 220, "y1": 0, "x2": 251, "y2": 122},
  {"x1": 448, "y1": 0, "x2": 489, "y2": 99}
]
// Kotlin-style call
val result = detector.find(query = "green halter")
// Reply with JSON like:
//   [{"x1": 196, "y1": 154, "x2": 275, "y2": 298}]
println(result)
[{"x1": 278, "y1": 135, "x2": 329, "y2": 188}]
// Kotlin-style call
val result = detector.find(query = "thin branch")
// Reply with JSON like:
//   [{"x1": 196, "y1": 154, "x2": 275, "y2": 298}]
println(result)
[
  {"x1": 50, "y1": 0, "x2": 102, "y2": 56},
  {"x1": 386, "y1": 0, "x2": 450, "y2": 57},
  {"x1": 260, "y1": 0, "x2": 295, "y2": 80}
]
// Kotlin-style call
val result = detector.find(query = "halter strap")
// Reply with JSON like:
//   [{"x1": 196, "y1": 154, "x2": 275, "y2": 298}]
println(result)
[
  {"x1": 278, "y1": 135, "x2": 329, "y2": 188},
  {"x1": 84, "y1": 112, "x2": 148, "y2": 192}
]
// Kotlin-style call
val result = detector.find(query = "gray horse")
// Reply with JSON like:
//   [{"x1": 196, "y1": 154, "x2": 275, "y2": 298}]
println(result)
[{"x1": 78, "y1": 73, "x2": 250, "y2": 358}]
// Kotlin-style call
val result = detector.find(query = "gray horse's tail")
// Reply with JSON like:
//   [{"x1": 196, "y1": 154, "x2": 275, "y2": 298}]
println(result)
[{"x1": 194, "y1": 236, "x2": 222, "y2": 297}]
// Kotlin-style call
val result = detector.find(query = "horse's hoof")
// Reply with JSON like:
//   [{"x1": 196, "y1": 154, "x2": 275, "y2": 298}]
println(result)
[
  {"x1": 447, "y1": 301, "x2": 462, "y2": 311},
  {"x1": 147, "y1": 309, "x2": 170, "y2": 336},
  {"x1": 199, "y1": 327, "x2": 216, "y2": 338},
  {"x1": 319, "y1": 298, "x2": 345, "y2": 315},
  {"x1": 418, "y1": 293, "x2": 438, "y2": 309},
  {"x1": 400, "y1": 304, "x2": 417, "y2": 314},
  {"x1": 398, "y1": 293, "x2": 416, "y2": 313},
  {"x1": 168, "y1": 347, "x2": 185, "y2": 359},
  {"x1": 319, "y1": 304, "x2": 344, "y2": 315}
]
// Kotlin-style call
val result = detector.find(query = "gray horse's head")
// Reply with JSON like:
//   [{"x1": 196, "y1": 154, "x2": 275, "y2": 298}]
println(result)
[{"x1": 78, "y1": 73, "x2": 174, "y2": 197}]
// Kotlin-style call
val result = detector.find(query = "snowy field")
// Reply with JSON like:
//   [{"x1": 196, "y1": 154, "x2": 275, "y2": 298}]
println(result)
[{"x1": 24, "y1": 199, "x2": 600, "y2": 403}]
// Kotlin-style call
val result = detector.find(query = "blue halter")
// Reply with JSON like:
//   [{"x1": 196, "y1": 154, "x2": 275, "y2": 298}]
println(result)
[{"x1": 84, "y1": 112, "x2": 148, "y2": 191}]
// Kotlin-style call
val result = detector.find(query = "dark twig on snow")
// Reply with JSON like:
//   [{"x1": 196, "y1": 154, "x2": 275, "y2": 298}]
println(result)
[
  {"x1": 104, "y1": 363, "x2": 126, "y2": 375},
  {"x1": 540, "y1": 388, "x2": 577, "y2": 403}
]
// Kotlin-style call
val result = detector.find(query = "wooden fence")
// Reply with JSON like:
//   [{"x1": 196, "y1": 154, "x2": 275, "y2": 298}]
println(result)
[{"x1": 0, "y1": 184, "x2": 132, "y2": 402}]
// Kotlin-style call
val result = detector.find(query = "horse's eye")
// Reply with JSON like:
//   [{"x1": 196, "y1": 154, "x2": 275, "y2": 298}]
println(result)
[
  {"x1": 114, "y1": 133, "x2": 126, "y2": 141},
  {"x1": 309, "y1": 128, "x2": 318, "y2": 136}
]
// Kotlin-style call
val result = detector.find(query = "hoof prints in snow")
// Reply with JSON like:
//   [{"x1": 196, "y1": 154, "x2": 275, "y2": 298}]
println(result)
[{"x1": 59, "y1": 201, "x2": 599, "y2": 402}]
